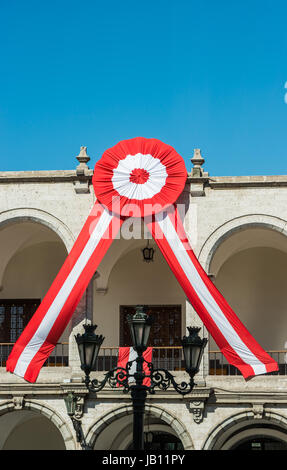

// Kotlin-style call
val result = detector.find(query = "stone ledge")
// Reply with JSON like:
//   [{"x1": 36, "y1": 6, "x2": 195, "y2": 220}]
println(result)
[
  {"x1": 0, "y1": 169, "x2": 93, "y2": 184},
  {"x1": 1, "y1": 170, "x2": 287, "y2": 190},
  {"x1": 208, "y1": 174, "x2": 287, "y2": 188}
]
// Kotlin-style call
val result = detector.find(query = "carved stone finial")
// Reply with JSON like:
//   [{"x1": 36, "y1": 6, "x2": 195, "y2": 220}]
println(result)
[
  {"x1": 76, "y1": 146, "x2": 90, "y2": 176},
  {"x1": 74, "y1": 146, "x2": 91, "y2": 194},
  {"x1": 191, "y1": 149, "x2": 205, "y2": 177}
]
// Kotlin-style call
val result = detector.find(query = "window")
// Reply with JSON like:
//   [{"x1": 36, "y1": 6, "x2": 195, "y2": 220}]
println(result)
[
  {"x1": 120, "y1": 305, "x2": 182, "y2": 347},
  {"x1": 0, "y1": 299, "x2": 40, "y2": 343}
]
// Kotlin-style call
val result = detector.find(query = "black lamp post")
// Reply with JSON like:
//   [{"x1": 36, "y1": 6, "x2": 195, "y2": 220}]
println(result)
[{"x1": 75, "y1": 306, "x2": 207, "y2": 450}]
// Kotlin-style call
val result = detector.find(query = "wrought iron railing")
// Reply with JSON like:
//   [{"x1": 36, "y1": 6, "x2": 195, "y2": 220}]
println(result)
[
  {"x1": 94, "y1": 346, "x2": 184, "y2": 371},
  {"x1": 0, "y1": 342, "x2": 69, "y2": 368},
  {"x1": 209, "y1": 350, "x2": 287, "y2": 376},
  {"x1": 1, "y1": 344, "x2": 286, "y2": 375}
]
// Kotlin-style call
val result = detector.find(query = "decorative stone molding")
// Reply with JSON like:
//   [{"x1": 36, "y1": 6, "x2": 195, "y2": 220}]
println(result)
[
  {"x1": 188, "y1": 388, "x2": 211, "y2": 423},
  {"x1": 252, "y1": 403, "x2": 265, "y2": 419},
  {"x1": 95, "y1": 287, "x2": 108, "y2": 295},
  {"x1": 189, "y1": 400, "x2": 205, "y2": 424},
  {"x1": 74, "y1": 396, "x2": 85, "y2": 420},
  {"x1": 12, "y1": 395, "x2": 24, "y2": 410}
]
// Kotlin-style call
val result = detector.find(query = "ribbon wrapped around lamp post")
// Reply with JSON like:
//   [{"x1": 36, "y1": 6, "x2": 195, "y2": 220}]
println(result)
[{"x1": 6, "y1": 137, "x2": 278, "y2": 382}]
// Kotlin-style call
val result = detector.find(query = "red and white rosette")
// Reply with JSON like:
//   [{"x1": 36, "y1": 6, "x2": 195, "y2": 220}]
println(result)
[
  {"x1": 92, "y1": 137, "x2": 187, "y2": 216},
  {"x1": 6, "y1": 137, "x2": 278, "y2": 382}
]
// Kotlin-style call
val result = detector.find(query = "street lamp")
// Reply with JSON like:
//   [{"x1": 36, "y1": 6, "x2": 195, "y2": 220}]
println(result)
[
  {"x1": 75, "y1": 324, "x2": 105, "y2": 386},
  {"x1": 127, "y1": 305, "x2": 153, "y2": 354},
  {"x1": 181, "y1": 326, "x2": 208, "y2": 376},
  {"x1": 75, "y1": 306, "x2": 207, "y2": 450},
  {"x1": 142, "y1": 240, "x2": 154, "y2": 262}
]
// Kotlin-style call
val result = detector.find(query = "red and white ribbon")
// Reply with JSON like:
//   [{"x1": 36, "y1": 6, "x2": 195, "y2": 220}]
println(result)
[
  {"x1": 146, "y1": 206, "x2": 277, "y2": 378},
  {"x1": 7, "y1": 204, "x2": 123, "y2": 382},
  {"x1": 117, "y1": 347, "x2": 153, "y2": 387},
  {"x1": 6, "y1": 137, "x2": 278, "y2": 382}
]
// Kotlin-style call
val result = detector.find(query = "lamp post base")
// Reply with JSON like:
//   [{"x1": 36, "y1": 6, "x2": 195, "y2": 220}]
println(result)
[{"x1": 130, "y1": 385, "x2": 147, "y2": 450}]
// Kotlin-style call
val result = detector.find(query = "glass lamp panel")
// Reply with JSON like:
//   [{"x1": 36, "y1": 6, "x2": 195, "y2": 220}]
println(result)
[
  {"x1": 183, "y1": 344, "x2": 201, "y2": 371},
  {"x1": 182, "y1": 344, "x2": 190, "y2": 369},
  {"x1": 77, "y1": 341, "x2": 86, "y2": 368},
  {"x1": 190, "y1": 345, "x2": 201, "y2": 371},
  {"x1": 134, "y1": 322, "x2": 145, "y2": 347},
  {"x1": 143, "y1": 248, "x2": 149, "y2": 260},
  {"x1": 84, "y1": 342, "x2": 96, "y2": 370},
  {"x1": 91, "y1": 343, "x2": 101, "y2": 371},
  {"x1": 143, "y1": 323, "x2": 151, "y2": 348},
  {"x1": 129, "y1": 324, "x2": 137, "y2": 348}
]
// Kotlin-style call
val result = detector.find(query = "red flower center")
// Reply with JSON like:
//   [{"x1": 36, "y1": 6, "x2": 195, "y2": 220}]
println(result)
[{"x1": 129, "y1": 168, "x2": 150, "y2": 184}]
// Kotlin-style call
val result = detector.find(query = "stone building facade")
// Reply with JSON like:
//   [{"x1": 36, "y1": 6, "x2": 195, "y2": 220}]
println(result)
[{"x1": 1, "y1": 147, "x2": 287, "y2": 450}]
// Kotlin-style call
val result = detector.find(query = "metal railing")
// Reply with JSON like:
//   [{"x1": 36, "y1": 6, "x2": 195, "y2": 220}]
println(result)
[
  {"x1": 209, "y1": 350, "x2": 287, "y2": 376},
  {"x1": 94, "y1": 346, "x2": 184, "y2": 372},
  {"x1": 1, "y1": 344, "x2": 286, "y2": 375},
  {"x1": 0, "y1": 342, "x2": 69, "y2": 368}
]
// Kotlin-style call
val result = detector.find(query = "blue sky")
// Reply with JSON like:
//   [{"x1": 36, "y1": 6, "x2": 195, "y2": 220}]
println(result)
[{"x1": 1, "y1": 0, "x2": 287, "y2": 176}]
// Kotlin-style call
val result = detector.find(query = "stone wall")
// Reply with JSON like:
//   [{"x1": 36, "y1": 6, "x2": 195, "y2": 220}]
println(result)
[{"x1": 1, "y1": 150, "x2": 287, "y2": 449}]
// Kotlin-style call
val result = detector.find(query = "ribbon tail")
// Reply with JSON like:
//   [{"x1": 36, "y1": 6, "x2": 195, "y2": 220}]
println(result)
[
  {"x1": 6, "y1": 203, "x2": 122, "y2": 383},
  {"x1": 146, "y1": 205, "x2": 278, "y2": 379}
]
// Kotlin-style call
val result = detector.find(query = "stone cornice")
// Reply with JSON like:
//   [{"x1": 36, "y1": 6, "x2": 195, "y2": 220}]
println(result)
[
  {"x1": 0, "y1": 169, "x2": 93, "y2": 184},
  {"x1": 1, "y1": 170, "x2": 287, "y2": 190},
  {"x1": 207, "y1": 175, "x2": 287, "y2": 188},
  {"x1": 0, "y1": 382, "x2": 88, "y2": 396}
]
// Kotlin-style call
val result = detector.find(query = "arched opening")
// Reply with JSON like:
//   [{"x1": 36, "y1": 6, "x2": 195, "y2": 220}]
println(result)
[
  {"x1": 208, "y1": 418, "x2": 287, "y2": 450},
  {"x1": 94, "y1": 237, "x2": 186, "y2": 371},
  {"x1": 207, "y1": 227, "x2": 287, "y2": 375},
  {"x1": 232, "y1": 436, "x2": 287, "y2": 451},
  {"x1": 0, "y1": 220, "x2": 68, "y2": 367},
  {"x1": 0, "y1": 410, "x2": 66, "y2": 450},
  {"x1": 127, "y1": 431, "x2": 184, "y2": 450},
  {"x1": 90, "y1": 409, "x2": 187, "y2": 450}
]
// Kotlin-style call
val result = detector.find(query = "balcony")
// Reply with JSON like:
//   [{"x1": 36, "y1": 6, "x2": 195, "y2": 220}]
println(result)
[
  {"x1": 0, "y1": 342, "x2": 69, "y2": 368},
  {"x1": 209, "y1": 350, "x2": 287, "y2": 375},
  {"x1": 1, "y1": 344, "x2": 286, "y2": 375}
]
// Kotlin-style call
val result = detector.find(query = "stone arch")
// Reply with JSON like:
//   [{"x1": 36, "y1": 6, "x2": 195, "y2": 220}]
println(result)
[
  {"x1": 198, "y1": 214, "x2": 287, "y2": 275},
  {"x1": 0, "y1": 208, "x2": 75, "y2": 290},
  {"x1": 203, "y1": 410, "x2": 287, "y2": 450},
  {"x1": 0, "y1": 398, "x2": 76, "y2": 450},
  {"x1": 0, "y1": 207, "x2": 75, "y2": 252},
  {"x1": 85, "y1": 404, "x2": 194, "y2": 450}
]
